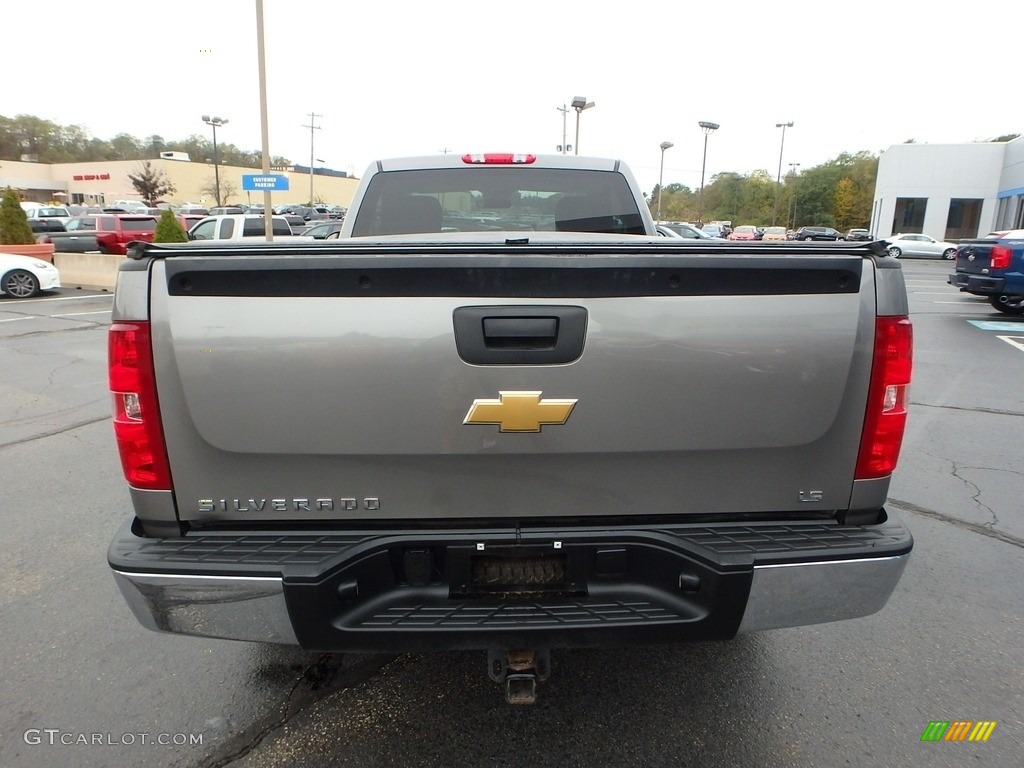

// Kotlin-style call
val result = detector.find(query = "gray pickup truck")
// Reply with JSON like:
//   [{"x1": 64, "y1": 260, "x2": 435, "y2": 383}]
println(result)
[{"x1": 107, "y1": 153, "x2": 913, "y2": 703}]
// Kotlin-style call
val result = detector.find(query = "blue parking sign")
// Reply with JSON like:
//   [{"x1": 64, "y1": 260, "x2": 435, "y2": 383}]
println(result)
[{"x1": 242, "y1": 174, "x2": 289, "y2": 191}]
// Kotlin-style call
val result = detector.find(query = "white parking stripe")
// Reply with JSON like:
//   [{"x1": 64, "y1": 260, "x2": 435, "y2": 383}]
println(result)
[
  {"x1": 0, "y1": 293, "x2": 112, "y2": 305},
  {"x1": 53, "y1": 310, "x2": 112, "y2": 317},
  {"x1": 0, "y1": 316, "x2": 33, "y2": 323},
  {"x1": 997, "y1": 336, "x2": 1024, "y2": 353}
]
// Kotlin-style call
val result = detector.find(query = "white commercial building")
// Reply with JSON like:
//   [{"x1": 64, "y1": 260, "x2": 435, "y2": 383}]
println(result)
[{"x1": 871, "y1": 136, "x2": 1024, "y2": 241}]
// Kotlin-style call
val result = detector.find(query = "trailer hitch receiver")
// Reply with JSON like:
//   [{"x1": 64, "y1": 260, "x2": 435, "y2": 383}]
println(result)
[{"x1": 487, "y1": 649, "x2": 551, "y2": 704}]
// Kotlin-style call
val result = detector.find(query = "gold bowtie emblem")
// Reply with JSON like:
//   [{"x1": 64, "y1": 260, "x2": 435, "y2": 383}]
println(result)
[{"x1": 464, "y1": 391, "x2": 578, "y2": 432}]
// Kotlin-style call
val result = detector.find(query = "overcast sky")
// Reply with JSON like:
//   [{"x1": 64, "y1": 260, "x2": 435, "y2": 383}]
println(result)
[{"x1": 5, "y1": 0, "x2": 1019, "y2": 196}]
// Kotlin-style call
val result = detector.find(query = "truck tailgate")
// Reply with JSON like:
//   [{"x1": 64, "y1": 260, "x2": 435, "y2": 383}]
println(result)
[{"x1": 147, "y1": 248, "x2": 874, "y2": 524}]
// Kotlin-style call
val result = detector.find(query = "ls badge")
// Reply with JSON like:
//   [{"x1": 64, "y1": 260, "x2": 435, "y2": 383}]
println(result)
[{"x1": 464, "y1": 391, "x2": 577, "y2": 433}]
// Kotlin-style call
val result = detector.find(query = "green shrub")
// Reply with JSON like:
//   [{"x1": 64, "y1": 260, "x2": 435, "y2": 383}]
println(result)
[
  {"x1": 0, "y1": 187, "x2": 36, "y2": 245},
  {"x1": 154, "y1": 209, "x2": 188, "y2": 243}
]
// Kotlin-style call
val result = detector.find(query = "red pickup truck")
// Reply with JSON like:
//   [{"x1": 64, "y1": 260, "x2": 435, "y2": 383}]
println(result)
[{"x1": 40, "y1": 214, "x2": 157, "y2": 255}]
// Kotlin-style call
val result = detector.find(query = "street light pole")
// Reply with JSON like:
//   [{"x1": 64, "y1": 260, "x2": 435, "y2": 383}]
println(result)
[
  {"x1": 571, "y1": 96, "x2": 595, "y2": 156},
  {"x1": 201, "y1": 115, "x2": 228, "y2": 207},
  {"x1": 657, "y1": 141, "x2": 674, "y2": 223},
  {"x1": 697, "y1": 121, "x2": 719, "y2": 226},
  {"x1": 772, "y1": 121, "x2": 794, "y2": 226}
]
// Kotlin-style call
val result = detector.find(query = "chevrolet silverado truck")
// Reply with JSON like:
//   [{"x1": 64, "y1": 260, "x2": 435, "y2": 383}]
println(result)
[
  {"x1": 107, "y1": 153, "x2": 914, "y2": 703},
  {"x1": 948, "y1": 228, "x2": 1024, "y2": 315}
]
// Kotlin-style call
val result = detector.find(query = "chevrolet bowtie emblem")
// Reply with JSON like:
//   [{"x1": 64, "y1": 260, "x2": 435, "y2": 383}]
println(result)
[{"x1": 464, "y1": 391, "x2": 578, "y2": 432}]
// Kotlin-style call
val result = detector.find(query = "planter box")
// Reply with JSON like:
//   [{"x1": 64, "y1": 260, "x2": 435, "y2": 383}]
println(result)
[{"x1": 0, "y1": 242, "x2": 56, "y2": 263}]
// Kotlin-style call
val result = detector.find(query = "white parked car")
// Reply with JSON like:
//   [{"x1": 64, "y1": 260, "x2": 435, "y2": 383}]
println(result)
[
  {"x1": 111, "y1": 200, "x2": 151, "y2": 213},
  {"x1": 0, "y1": 253, "x2": 62, "y2": 298},
  {"x1": 884, "y1": 233, "x2": 958, "y2": 260}
]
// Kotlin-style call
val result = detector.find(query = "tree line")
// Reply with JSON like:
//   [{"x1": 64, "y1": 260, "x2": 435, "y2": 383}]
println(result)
[
  {"x1": 0, "y1": 113, "x2": 292, "y2": 169},
  {"x1": 648, "y1": 151, "x2": 880, "y2": 232}
]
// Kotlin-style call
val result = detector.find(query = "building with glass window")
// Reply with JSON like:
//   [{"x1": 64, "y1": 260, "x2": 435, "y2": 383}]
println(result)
[{"x1": 871, "y1": 136, "x2": 1024, "y2": 240}]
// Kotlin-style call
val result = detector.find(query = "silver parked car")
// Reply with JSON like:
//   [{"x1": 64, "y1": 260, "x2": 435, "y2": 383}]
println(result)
[
  {"x1": 659, "y1": 222, "x2": 722, "y2": 239},
  {"x1": 885, "y1": 233, "x2": 958, "y2": 260}
]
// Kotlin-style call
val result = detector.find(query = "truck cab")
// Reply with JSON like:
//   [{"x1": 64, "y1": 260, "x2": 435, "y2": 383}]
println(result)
[{"x1": 22, "y1": 204, "x2": 71, "y2": 234}]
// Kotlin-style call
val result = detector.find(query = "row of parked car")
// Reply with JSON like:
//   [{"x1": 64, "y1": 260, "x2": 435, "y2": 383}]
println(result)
[
  {"x1": 658, "y1": 222, "x2": 875, "y2": 242},
  {"x1": 656, "y1": 220, "x2": 963, "y2": 259}
]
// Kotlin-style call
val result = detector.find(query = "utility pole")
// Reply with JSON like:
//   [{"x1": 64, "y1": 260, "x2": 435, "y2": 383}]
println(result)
[
  {"x1": 556, "y1": 104, "x2": 570, "y2": 154},
  {"x1": 303, "y1": 112, "x2": 322, "y2": 206},
  {"x1": 256, "y1": 0, "x2": 273, "y2": 239}
]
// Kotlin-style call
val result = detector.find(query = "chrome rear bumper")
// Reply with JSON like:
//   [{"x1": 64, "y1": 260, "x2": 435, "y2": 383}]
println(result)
[
  {"x1": 737, "y1": 554, "x2": 909, "y2": 633},
  {"x1": 110, "y1": 514, "x2": 912, "y2": 648}
]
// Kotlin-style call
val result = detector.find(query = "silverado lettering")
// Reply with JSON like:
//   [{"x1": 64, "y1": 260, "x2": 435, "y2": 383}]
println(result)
[
  {"x1": 197, "y1": 498, "x2": 378, "y2": 512},
  {"x1": 107, "y1": 153, "x2": 913, "y2": 705}
]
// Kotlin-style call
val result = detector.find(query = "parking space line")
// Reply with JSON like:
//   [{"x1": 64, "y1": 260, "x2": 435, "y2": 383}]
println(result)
[
  {"x1": 53, "y1": 310, "x2": 112, "y2": 317},
  {"x1": 1, "y1": 294, "x2": 113, "y2": 305},
  {"x1": 997, "y1": 336, "x2": 1024, "y2": 353},
  {"x1": 0, "y1": 316, "x2": 33, "y2": 323}
]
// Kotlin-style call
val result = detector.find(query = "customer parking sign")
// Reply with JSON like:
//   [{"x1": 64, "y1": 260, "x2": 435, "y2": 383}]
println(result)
[{"x1": 241, "y1": 174, "x2": 289, "y2": 191}]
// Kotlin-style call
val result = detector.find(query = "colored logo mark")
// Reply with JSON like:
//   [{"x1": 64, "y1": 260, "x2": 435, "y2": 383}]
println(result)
[
  {"x1": 920, "y1": 721, "x2": 997, "y2": 742},
  {"x1": 464, "y1": 391, "x2": 577, "y2": 433}
]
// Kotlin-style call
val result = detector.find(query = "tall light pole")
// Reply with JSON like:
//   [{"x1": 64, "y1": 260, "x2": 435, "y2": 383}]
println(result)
[
  {"x1": 303, "y1": 112, "x2": 322, "y2": 206},
  {"x1": 557, "y1": 104, "x2": 570, "y2": 154},
  {"x1": 571, "y1": 96, "x2": 595, "y2": 156},
  {"x1": 201, "y1": 115, "x2": 228, "y2": 207},
  {"x1": 772, "y1": 121, "x2": 794, "y2": 226},
  {"x1": 788, "y1": 162, "x2": 801, "y2": 229},
  {"x1": 657, "y1": 141, "x2": 674, "y2": 223},
  {"x1": 697, "y1": 121, "x2": 719, "y2": 226}
]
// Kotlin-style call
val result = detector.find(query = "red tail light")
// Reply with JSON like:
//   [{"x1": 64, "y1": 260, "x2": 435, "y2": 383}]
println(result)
[
  {"x1": 990, "y1": 245, "x2": 1012, "y2": 270},
  {"x1": 856, "y1": 316, "x2": 913, "y2": 479},
  {"x1": 109, "y1": 322, "x2": 172, "y2": 490},
  {"x1": 462, "y1": 153, "x2": 536, "y2": 164}
]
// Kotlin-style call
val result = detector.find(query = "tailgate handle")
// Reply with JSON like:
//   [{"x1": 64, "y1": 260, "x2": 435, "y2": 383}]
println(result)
[
  {"x1": 454, "y1": 306, "x2": 587, "y2": 365},
  {"x1": 483, "y1": 317, "x2": 558, "y2": 348}
]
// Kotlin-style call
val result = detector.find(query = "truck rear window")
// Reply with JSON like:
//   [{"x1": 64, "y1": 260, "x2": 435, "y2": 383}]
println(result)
[{"x1": 350, "y1": 168, "x2": 645, "y2": 236}]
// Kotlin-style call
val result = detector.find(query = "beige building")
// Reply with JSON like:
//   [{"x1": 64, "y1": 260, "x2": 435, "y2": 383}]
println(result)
[{"x1": 0, "y1": 157, "x2": 360, "y2": 209}]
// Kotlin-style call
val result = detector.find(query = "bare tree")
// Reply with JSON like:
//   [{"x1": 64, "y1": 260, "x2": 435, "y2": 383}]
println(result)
[
  {"x1": 200, "y1": 177, "x2": 238, "y2": 206},
  {"x1": 127, "y1": 161, "x2": 176, "y2": 204}
]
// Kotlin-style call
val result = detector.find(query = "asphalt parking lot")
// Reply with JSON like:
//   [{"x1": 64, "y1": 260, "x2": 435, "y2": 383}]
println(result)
[{"x1": 0, "y1": 263, "x2": 1021, "y2": 767}]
